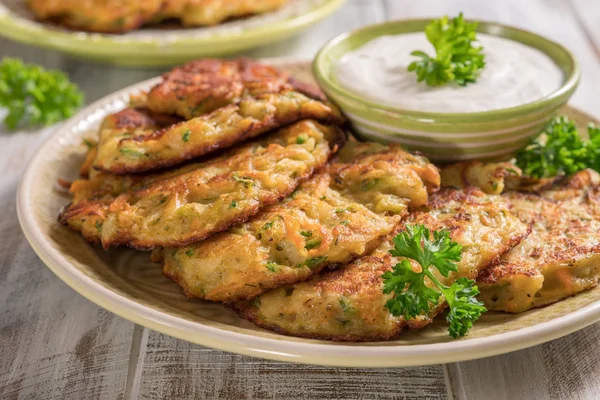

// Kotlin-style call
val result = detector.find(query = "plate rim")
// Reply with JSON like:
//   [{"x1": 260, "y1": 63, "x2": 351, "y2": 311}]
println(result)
[
  {"x1": 0, "y1": 0, "x2": 346, "y2": 65},
  {"x1": 17, "y1": 57, "x2": 600, "y2": 368}
]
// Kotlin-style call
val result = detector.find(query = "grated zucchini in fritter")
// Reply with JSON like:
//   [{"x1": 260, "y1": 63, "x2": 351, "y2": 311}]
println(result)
[
  {"x1": 92, "y1": 91, "x2": 344, "y2": 174},
  {"x1": 232, "y1": 188, "x2": 530, "y2": 341},
  {"x1": 60, "y1": 120, "x2": 344, "y2": 250},
  {"x1": 478, "y1": 169, "x2": 600, "y2": 312},
  {"x1": 146, "y1": 58, "x2": 325, "y2": 120},
  {"x1": 160, "y1": 143, "x2": 440, "y2": 302}
]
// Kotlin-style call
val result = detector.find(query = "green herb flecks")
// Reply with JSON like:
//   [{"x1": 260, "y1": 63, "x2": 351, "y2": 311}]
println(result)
[
  {"x1": 119, "y1": 148, "x2": 144, "y2": 158},
  {"x1": 232, "y1": 173, "x2": 254, "y2": 188},
  {"x1": 263, "y1": 221, "x2": 274, "y2": 230},
  {"x1": 304, "y1": 256, "x2": 328, "y2": 269},
  {"x1": 182, "y1": 129, "x2": 191, "y2": 142},
  {"x1": 360, "y1": 178, "x2": 380, "y2": 191},
  {"x1": 296, "y1": 135, "x2": 307, "y2": 144},
  {"x1": 266, "y1": 262, "x2": 278, "y2": 272},
  {"x1": 305, "y1": 238, "x2": 322, "y2": 250},
  {"x1": 339, "y1": 297, "x2": 353, "y2": 314}
]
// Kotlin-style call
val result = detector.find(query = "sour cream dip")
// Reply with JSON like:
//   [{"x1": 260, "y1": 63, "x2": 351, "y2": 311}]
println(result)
[{"x1": 334, "y1": 33, "x2": 564, "y2": 113}]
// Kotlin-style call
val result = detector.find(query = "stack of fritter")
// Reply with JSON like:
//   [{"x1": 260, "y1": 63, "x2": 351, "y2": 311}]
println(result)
[
  {"x1": 60, "y1": 59, "x2": 600, "y2": 341},
  {"x1": 29, "y1": 0, "x2": 290, "y2": 33},
  {"x1": 442, "y1": 162, "x2": 600, "y2": 313}
]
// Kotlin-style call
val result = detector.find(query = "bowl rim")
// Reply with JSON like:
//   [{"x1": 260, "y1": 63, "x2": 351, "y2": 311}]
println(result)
[{"x1": 313, "y1": 18, "x2": 580, "y2": 123}]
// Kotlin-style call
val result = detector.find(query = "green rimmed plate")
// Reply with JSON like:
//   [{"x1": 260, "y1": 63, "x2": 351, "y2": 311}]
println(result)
[
  {"x1": 0, "y1": 0, "x2": 345, "y2": 67},
  {"x1": 17, "y1": 59, "x2": 600, "y2": 367}
]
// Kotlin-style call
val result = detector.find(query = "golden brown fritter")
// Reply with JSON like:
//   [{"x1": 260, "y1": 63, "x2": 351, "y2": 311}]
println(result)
[
  {"x1": 60, "y1": 120, "x2": 344, "y2": 250},
  {"x1": 440, "y1": 161, "x2": 562, "y2": 194},
  {"x1": 478, "y1": 169, "x2": 600, "y2": 313},
  {"x1": 232, "y1": 188, "x2": 530, "y2": 341},
  {"x1": 80, "y1": 107, "x2": 181, "y2": 178},
  {"x1": 146, "y1": 58, "x2": 325, "y2": 120},
  {"x1": 157, "y1": 0, "x2": 288, "y2": 27},
  {"x1": 28, "y1": 0, "x2": 163, "y2": 33},
  {"x1": 160, "y1": 143, "x2": 440, "y2": 302},
  {"x1": 28, "y1": 0, "x2": 289, "y2": 33},
  {"x1": 440, "y1": 161, "x2": 522, "y2": 195},
  {"x1": 92, "y1": 92, "x2": 344, "y2": 174}
]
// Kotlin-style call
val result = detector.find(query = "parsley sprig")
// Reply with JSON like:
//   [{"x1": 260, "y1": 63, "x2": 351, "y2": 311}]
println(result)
[
  {"x1": 382, "y1": 224, "x2": 486, "y2": 338},
  {"x1": 516, "y1": 116, "x2": 600, "y2": 178},
  {"x1": 408, "y1": 13, "x2": 485, "y2": 87},
  {"x1": 0, "y1": 58, "x2": 83, "y2": 130}
]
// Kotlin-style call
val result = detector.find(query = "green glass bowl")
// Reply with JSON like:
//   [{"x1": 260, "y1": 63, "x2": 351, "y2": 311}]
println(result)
[{"x1": 313, "y1": 19, "x2": 580, "y2": 161}]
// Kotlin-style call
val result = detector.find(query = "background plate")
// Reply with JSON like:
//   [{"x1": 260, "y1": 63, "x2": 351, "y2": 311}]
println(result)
[
  {"x1": 17, "y1": 59, "x2": 600, "y2": 367},
  {"x1": 0, "y1": 0, "x2": 345, "y2": 66}
]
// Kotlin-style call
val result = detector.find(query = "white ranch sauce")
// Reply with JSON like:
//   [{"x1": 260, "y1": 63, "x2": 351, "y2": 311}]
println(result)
[{"x1": 334, "y1": 33, "x2": 564, "y2": 113}]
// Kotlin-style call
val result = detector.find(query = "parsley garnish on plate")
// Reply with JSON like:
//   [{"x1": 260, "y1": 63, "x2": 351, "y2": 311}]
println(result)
[
  {"x1": 0, "y1": 58, "x2": 83, "y2": 130},
  {"x1": 516, "y1": 116, "x2": 600, "y2": 178},
  {"x1": 382, "y1": 224, "x2": 486, "y2": 338},
  {"x1": 408, "y1": 13, "x2": 485, "y2": 87}
]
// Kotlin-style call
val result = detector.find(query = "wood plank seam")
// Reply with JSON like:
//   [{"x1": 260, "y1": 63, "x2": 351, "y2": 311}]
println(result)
[
  {"x1": 443, "y1": 363, "x2": 467, "y2": 400},
  {"x1": 124, "y1": 325, "x2": 149, "y2": 400},
  {"x1": 566, "y1": 0, "x2": 600, "y2": 65}
]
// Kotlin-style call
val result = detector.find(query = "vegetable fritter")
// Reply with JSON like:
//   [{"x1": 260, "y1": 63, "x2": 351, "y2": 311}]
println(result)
[
  {"x1": 160, "y1": 143, "x2": 440, "y2": 302},
  {"x1": 478, "y1": 169, "x2": 600, "y2": 313},
  {"x1": 232, "y1": 188, "x2": 530, "y2": 341},
  {"x1": 157, "y1": 0, "x2": 288, "y2": 27},
  {"x1": 93, "y1": 91, "x2": 344, "y2": 174},
  {"x1": 60, "y1": 120, "x2": 344, "y2": 250},
  {"x1": 80, "y1": 107, "x2": 181, "y2": 178},
  {"x1": 28, "y1": 0, "x2": 163, "y2": 33},
  {"x1": 28, "y1": 0, "x2": 289, "y2": 33},
  {"x1": 440, "y1": 161, "x2": 522, "y2": 195},
  {"x1": 146, "y1": 58, "x2": 325, "y2": 120}
]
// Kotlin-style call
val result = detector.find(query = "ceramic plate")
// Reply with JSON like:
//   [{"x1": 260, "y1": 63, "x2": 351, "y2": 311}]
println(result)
[
  {"x1": 0, "y1": 0, "x2": 345, "y2": 66},
  {"x1": 17, "y1": 59, "x2": 600, "y2": 367}
]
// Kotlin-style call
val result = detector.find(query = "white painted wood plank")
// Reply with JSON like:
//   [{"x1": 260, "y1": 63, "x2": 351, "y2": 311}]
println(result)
[
  {"x1": 0, "y1": 38, "x2": 139, "y2": 400},
  {"x1": 570, "y1": 0, "x2": 600, "y2": 59},
  {"x1": 138, "y1": 331, "x2": 448, "y2": 400},
  {"x1": 248, "y1": 0, "x2": 387, "y2": 58},
  {"x1": 383, "y1": 0, "x2": 600, "y2": 118},
  {"x1": 0, "y1": 148, "x2": 135, "y2": 399},
  {"x1": 451, "y1": 322, "x2": 600, "y2": 400}
]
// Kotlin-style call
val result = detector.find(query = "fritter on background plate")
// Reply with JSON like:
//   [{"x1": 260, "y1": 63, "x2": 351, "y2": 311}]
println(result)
[
  {"x1": 29, "y1": 0, "x2": 289, "y2": 33},
  {"x1": 157, "y1": 0, "x2": 289, "y2": 28},
  {"x1": 232, "y1": 188, "x2": 530, "y2": 341},
  {"x1": 159, "y1": 142, "x2": 440, "y2": 302},
  {"x1": 60, "y1": 120, "x2": 344, "y2": 250},
  {"x1": 28, "y1": 0, "x2": 163, "y2": 33}
]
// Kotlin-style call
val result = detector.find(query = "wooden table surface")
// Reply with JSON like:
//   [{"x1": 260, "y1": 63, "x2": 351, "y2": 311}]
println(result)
[{"x1": 1, "y1": 0, "x2": 599, "y2": 399}]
